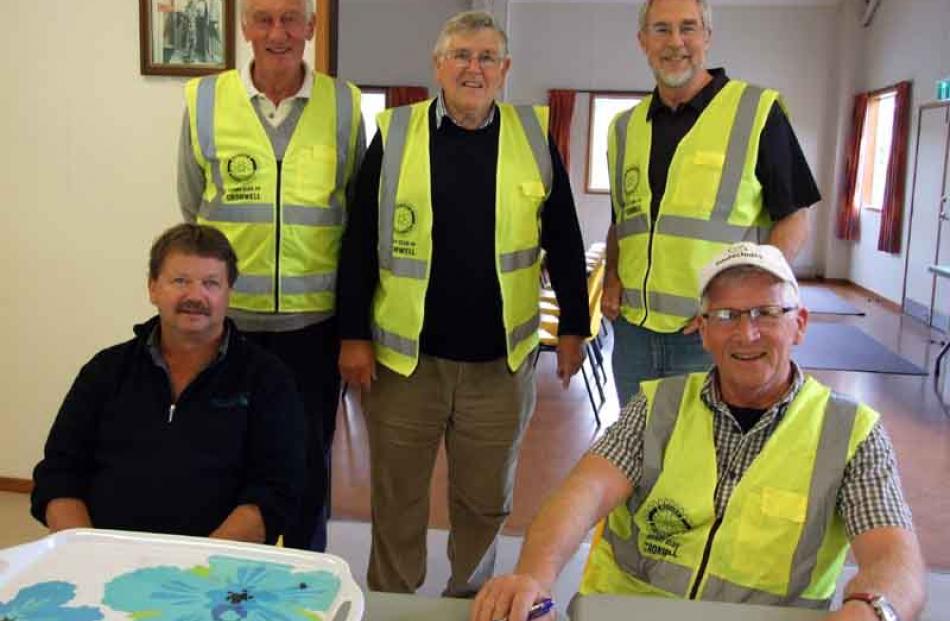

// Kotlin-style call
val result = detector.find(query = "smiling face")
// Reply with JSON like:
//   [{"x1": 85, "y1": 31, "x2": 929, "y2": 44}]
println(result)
[
  {"x1": 638, "y1": 0, "x2": 710, "y2": 92},
  {"x1": 699, "y1": 270, "x2": 808, "y2": 409},
  {"x1": 241, "y1": 0, "x2": 314, "y2": 76},
  {"x1": 433, "y1": 28, "x2": 510, "y2": 126},
  {"x1": 148, "y1": 251, "x2": 231, "y2": 345}
]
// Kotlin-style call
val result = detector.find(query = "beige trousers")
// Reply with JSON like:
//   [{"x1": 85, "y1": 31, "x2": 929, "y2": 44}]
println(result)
[{"x1": 365, "y1": 353, "x2": 537, "y2": 596}]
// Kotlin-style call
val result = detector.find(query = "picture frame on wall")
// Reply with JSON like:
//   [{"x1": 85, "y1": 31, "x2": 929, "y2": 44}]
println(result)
[{"x1": 139, "y1": 0, "x2": 235, "y2": 77}]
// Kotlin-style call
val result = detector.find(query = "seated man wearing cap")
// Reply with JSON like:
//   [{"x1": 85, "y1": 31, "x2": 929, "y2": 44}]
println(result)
[{"x1": 471, "y1": 243, "x2": 925, "y2": 621}]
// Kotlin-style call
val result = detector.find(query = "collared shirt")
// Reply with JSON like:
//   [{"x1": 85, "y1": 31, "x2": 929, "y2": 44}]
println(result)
[
  {"x1": 434, "y1": 90, "x2": 497, "y2": 130},
  {"x1": 146, "y1": 323, "x2": 230, "y2": 373},
  {"x1": 240, "y1": 60, "x2": 315, "y2": 128},
  {"x1": 590, "y1": 363, "x2": 914, "y2": 539}
]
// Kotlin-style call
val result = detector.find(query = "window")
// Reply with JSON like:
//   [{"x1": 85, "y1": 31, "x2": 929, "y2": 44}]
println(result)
[
  {"x1": 853, "y1": 89, "x2": 897, "y2": 211},
  {"x1": 359, "y1": 88, "x2": 387, "y2": 145},
  {"x1": 585, "y1": 92, "x2": 647, "y2": 193}
]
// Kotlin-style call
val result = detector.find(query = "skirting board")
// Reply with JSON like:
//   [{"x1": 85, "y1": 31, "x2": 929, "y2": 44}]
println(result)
[{"x1": 0, "y1": 478, "x2": 33, "y2": 494}]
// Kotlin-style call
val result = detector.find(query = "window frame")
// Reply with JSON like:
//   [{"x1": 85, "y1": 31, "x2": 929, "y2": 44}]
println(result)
[
  {"x1": 585, "y1": 90, "x2": 651, "y2": 195},
  {"x1": 357, "y1": 85, "x2": 388, "y2": 145},
  {"x1": 853, "y1": 86, "x2": 899, "y2": 213}
]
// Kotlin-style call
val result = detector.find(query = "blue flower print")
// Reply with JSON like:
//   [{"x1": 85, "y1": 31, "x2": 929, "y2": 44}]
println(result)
[
  {"x1": 103, "y1": 554, "x2": 342, "y2": 620},
  {"x1": 0, "y1": 581, "x2": 102, "y2": 621}
]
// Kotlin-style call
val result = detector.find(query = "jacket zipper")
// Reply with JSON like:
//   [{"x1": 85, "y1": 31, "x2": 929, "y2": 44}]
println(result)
[
  {"x1": 274, "y1": 160, "x2": 282, "y2": 313},
  {"x1": 167, "y1": 404, "x2": 176, "y2": 424}
]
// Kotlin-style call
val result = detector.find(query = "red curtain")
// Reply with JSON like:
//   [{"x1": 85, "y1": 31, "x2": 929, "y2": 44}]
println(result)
[
  {"x1": 386, "y1": 86, "x2": 429, "y2": 108},
  {"x1": 835, "y1": 92, "x2": 868, "y2": 241},
  {"x1": 548, "y1": 89, "x2": 576, "y2": 171},
  {"x1": 877, "y1": 81, "x2": 912, "y2": 254}
]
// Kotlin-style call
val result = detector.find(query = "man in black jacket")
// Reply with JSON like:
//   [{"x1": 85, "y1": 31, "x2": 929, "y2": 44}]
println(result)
[{"x1": 31, "y1": 223, "x2": 306, "y2": 544}]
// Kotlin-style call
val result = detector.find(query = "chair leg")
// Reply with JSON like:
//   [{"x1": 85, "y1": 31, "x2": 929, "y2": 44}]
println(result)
[
  {"x1": 580, "y1": 364, "x2": 602, "y2": 427},
  {"x1": 588, "y1": 343, "x2": 607, "y2": 397}
]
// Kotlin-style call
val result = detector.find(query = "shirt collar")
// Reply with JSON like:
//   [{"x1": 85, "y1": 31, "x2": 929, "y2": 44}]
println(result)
[
  {"x1": 146, "y1": 321, "x2": 231, "y2": 370},
  {"x1": 435, "y1": 90, "x2": 497, "y2": 130},
  {"x1": 646, "y1": 67, "x2": 729, "y2": 121},
  {"x1": 240, "y1": 59, "x2": 315, "y2": 102},
  {"x1": 701, "y1": 361, "x2": 805, "y2": 431}
]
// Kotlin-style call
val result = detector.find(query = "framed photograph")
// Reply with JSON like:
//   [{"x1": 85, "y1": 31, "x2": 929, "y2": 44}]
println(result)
[
  {"x1": 314, "y1": 0, "x2": 338, "y2": 76},
  {"x1": 139, "y1": 0, "x2": 235, "y2": 77}
]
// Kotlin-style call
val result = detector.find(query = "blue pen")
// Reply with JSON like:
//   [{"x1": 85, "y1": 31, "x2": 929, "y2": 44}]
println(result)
[{"x1": 492, "y1": 597, "x2": 555, "y2": 621}]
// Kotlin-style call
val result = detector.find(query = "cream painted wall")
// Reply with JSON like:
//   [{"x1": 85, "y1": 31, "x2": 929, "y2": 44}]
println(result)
[{"x1": 0, "y1": 1, "x2": 263, "y2": 478}]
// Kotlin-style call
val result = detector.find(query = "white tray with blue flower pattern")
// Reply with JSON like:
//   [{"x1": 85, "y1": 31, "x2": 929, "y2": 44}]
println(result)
[{"x1": 0, "y1": 528, "x2": 363, "y2": 620}]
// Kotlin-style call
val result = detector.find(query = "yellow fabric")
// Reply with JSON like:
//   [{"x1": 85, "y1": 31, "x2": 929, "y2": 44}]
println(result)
[
  {"x1": 609, "y1": 80, "x2": 778, "y2": 332},
  {"x1": 580, "y1": 374, "x2": 878, "y2": 603},
  {"x1": 184, "y1": 70, "x2": 361, "y2": 313},
  {"x1": 373, "y1": 101, "x2": 550, "y2": 376}
]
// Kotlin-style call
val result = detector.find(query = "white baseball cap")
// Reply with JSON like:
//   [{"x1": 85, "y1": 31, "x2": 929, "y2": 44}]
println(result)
[{"x1": 698, "y1": 242, "x2": 798, "y2": 298}]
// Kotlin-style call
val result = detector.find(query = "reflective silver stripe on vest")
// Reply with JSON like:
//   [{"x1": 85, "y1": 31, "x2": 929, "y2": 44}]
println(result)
[
  {"x1": 373, "y1": 323, "x2": 417, "y2": 358},
  {"x1": 603, "y1": 377, "x2": 858, "y2": 604},
  {"x1": 330, "y1": 79, "x2": 353, "y2": 215},
  {"x1": 508, "y1": 313, "x2": 540, "y2": 351},
  {"x1": 616, "y1": 213, "x2": 649, "y2": 240},
  {"x1": 621, "y1": 289, "x2": 643, "y2": 310},
  {"x1": 196, "y1": 74, "x2": 228, "y2": 213},
  {"x1": 283, "y1": 204, "x2": 345, "y2": 226},
  {"x1": 378, "y1": 106, "x2": 429, "y2": 280},
  {"x1": 648, "y1": 291, "x2": 698, "y2": 319},
  {"x1": 282, "y1": 273, "x2": 336, "y2": 295},
  {"x1": 200, "y1": 203, "x2": 273, "y2": 223},
  {"x1": 700, "y1": 576, "x2": 830, "y2": 609},
  {"x1": 612, "y1": 108, "x2": 635, "y2": 212},
  {"x1": 657, "y1": 216, "x2": 766, "y2": 244},
  {"x1": 500, "y1": 246, "x2": 540, "y2": 273},
  {"x1": 710, "y1": 84, "x2": 764, "y2": 221},
  {"x1": 515, "y1": 105, "x2": 553, "y2": 194},
  {"x1": 234, "y1": 274, "x2": 273, "y2": 295}
]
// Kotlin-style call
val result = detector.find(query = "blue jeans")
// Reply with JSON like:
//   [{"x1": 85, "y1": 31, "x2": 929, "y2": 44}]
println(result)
[{"x1": 611, "y1": 317, "x2": 712, "y2": 408}]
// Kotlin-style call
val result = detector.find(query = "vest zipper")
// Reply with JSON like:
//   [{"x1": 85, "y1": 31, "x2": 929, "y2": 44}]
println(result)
[
  {"x1": 688, "y1": 515, "x2": 722, "y2": 598},
  {"x1": 638, "y1": 216, "x2": 656, "y2": 327},
  {"x1": 274, "y1": 160, "x2": 282, "y2": 312}
]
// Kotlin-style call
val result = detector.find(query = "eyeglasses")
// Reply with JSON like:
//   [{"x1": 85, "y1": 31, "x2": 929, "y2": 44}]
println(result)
[
  {"x1": 645, "y1": 21, "x2": 705, "y2": 40},
  {"x1": 701, "y1": 305, "x2": 798, "y2": 327},
  {"x1": 247, "y1": 11, "x2": 308, "y2": 35},
  {"x1": 444, "y1": 49, "x2": 503, "y2": 69}
]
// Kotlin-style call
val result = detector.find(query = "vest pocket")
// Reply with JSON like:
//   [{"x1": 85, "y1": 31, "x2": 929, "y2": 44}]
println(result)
[
  {"x1": 731, "y1": 486, "x2": 807, "y2": 589},
  {"x1": 294, "y1": 145, "x2": 337, "y2": 199},
  {"x1": 671, "y1": 150, "x2": 724, "y2": 212}
]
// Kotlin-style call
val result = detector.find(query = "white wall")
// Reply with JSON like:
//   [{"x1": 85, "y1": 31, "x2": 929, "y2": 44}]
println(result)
[
  {"x1": 506, "y1": 2, "x2": 838, "y2": 275},
  {"x1": 833, "y1": 0, "x2": 950, "y2": 303}
]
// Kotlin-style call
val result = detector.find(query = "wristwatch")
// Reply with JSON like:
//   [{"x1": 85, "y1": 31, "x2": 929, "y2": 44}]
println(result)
[{"x1": 843, "y1": 593, "x2": 900, "y2": 621}]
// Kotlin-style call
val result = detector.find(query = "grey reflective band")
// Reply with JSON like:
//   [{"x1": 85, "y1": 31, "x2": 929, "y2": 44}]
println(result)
[
  {"x1": 615, "y1": 213, "x2": 649, "y2": 240},
  {"x1": 508, "y1": 313, "x2": 540, "y2": 351},
  {"x1": 648, "y1": 291, "x2": 698, "y2": 318},
  {"x1": 786, "y1": 393, "x2": 858, "y2": 598},
  {"x1": 233, "y1": 274, "x2": 273, "y2": 295},
  {"x1": 515, "y1": 105, "x2": 553, "y2": 194},
  {"x1": 710, "y1": 84, "x2": 765, "y2": 221},
  {"x1": 657, "y1": 215, "x2": 766, "y2": 244},
  {"x1": 612, "y1": 108, "x2": 634, "y2": 211},
  {"x1": 334, "y1": 79, "x2": 353, "y2": 200},
  {"x1": 700, "y1": 576, "x2": 830, "y2": 609},
  {"x1": 196, "y1": 74, "x2": 218, "y2": 162},
  {"x1": 603, "y1": 377, "x2": 857, "y2": 606},
  {"x1": 389, "y1": 257, "x2": 428, "y2": 279},
  {"x1": 373, "y1": 323, "x2": 417, "y2": 358},
  {"x1": 201, "y1": 203, "x2": 273, "y2": 224},
  {"x1": 622, "y1": 289, "x2": 643, "y2": 310},
  {"x1": 283, "y1": 204, "x2": 344, "y2": 226},
  {"x1": 281, "y1": 272, "x2": 336, "y2": 294},
  {"x1": 378, "y1": 106, "x2": 412, "y2": 273},
  {"x1": 500, "y1": 246, "x2": 540, "y2": 272}
]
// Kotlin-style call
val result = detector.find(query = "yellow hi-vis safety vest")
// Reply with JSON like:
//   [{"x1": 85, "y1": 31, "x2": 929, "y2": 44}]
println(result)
[
  {"x1": 609, "y1": 80, "x2": 781, "y2": 332},
  {"x1": 185, "y1": 69, "x2": 361, "y2": 314},
  {"x1": 580, "y1": 373, "x2": 879, "y2": 609},
  {"x1": 372, "y1": 100, "x2": 552, "y2": 376}
]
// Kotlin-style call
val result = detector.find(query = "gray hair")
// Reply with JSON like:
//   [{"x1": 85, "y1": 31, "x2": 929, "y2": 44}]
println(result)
[
  {"x1": 638, "y1": 0, "x2": 712, "y2": 34},
  {"x1": 699, "y1": 266, "x2": 799, "y2": 313},
  {"x1": 240, "y1": 0, "x2": 315, "y2": 24},
  {"x1": 433, "y1": 11, "x2": 509, "y2": 59}
]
